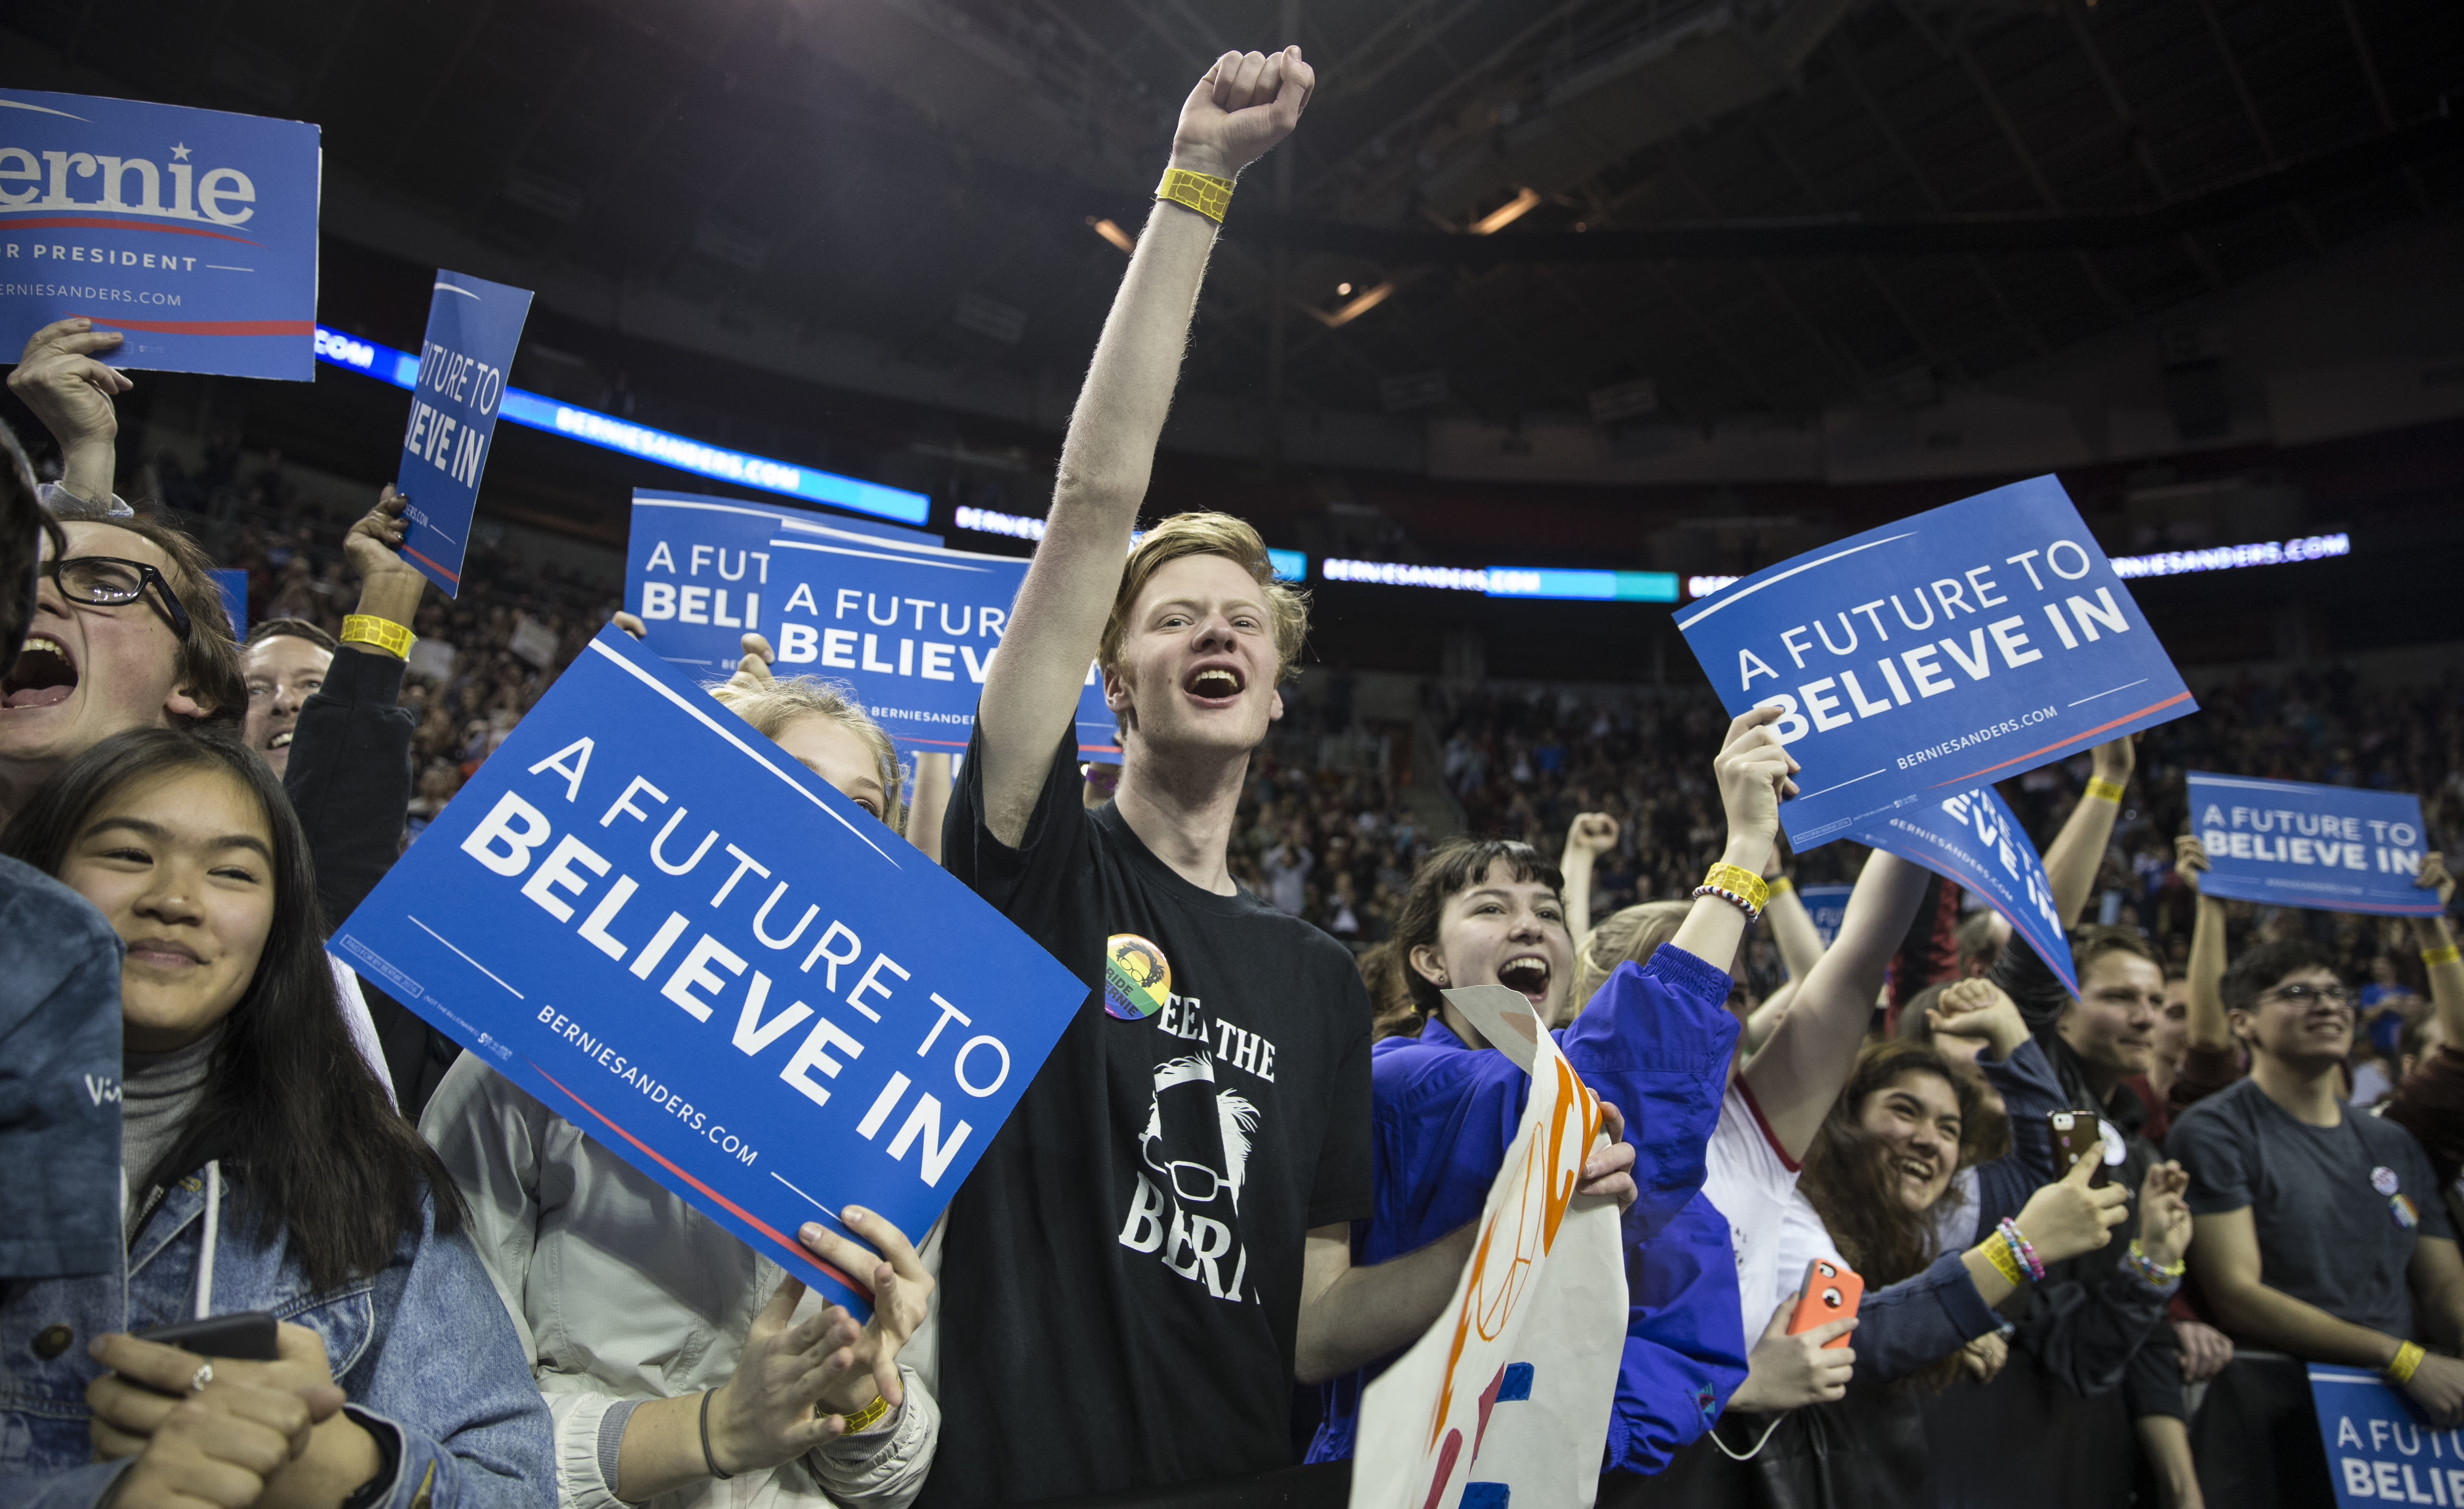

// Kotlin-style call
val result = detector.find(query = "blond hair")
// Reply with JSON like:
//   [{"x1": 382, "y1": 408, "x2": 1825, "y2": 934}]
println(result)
[
  {"x1": 1098, "y1": 512, "x2": 1308, "y2": 683},
  {"x1": 1569, "y1": 901, "x2": 1693, "y2": 1020},
  {"x1": 707, "y1": 675, "x2": 907, "y2": 834}
]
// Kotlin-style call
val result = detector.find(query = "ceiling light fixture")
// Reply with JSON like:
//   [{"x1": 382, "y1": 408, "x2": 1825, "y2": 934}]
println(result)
[
  {"x1": 1337, "y1": 281, "x2": 1353, "y2": 296},
  {"x1": 1303, "y1": 281, "x2": 1396, "y2": 329},
  {"x1": 1086, "y1": 216, "x2": 1136, "y2": 254},
  {"x1": 1469, "y1": 187, "x2": 1541, "y2": 236}
]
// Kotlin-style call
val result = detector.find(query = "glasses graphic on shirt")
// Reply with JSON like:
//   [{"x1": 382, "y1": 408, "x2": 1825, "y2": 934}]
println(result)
[
  {"x1": 2263, "y1": 983, "x2": 2353, "y2": 1007},
  {"x1": 1145, "y1": 1146, "x2": 1230, "y2": 1205}
]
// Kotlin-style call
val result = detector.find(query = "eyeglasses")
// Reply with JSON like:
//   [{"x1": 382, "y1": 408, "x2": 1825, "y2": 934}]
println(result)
[
  {"x1": 2262, "y1": 982, "x2": 2353, "y2": 1008},
  {"x1": 47, "y1": 555, "x2": 192, "y2": 638},
  {"x1": 1144, "y1": 1146, "x2": 1231, "y2": 1205}
]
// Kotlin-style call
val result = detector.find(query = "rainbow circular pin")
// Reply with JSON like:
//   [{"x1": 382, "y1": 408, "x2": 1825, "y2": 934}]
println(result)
[{"x1": 1104, "y1": 933, "x2": 1171, "y2": 1020}]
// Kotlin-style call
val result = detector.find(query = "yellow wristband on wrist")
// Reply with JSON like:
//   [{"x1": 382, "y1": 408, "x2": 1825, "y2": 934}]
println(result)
[
  {"x1": 1766, "y1": 875, "x2": 1793, "y2": 898},
  {"x1": 2426, "y1": 944, "x2": 2461, "y2": 968},
  {"x1": 1702, "y1": 863, "x2": 1771, "y2": 915},
  {"x1": 1156, "y1": 166, "x2": 1236, "y2": 223},
  {"x1": 341, "y1": 614, "x2": 415, "y2": 659},
  {"x1": 2388, "y1": 1341, "x2": 2428, "y2": 1385},
  {"x1": 2085, "y1": 777, "x2": 2126, "y2": 803},
  {"x1": 1981, "y1": 1237, "x2": 2027, "y2": 1288},
  {"x1": 835, "y1": 1392, "x2": 894, "y2": 1433}
]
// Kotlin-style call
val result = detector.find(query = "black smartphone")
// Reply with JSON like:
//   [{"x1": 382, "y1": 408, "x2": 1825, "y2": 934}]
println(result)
[
  {"x1": 2049, "y1": 1110, "x2": 2109, "y2": 1187},
  {"x1": 134, "y1": 1310, "x2": 279, "y2": 1361}
]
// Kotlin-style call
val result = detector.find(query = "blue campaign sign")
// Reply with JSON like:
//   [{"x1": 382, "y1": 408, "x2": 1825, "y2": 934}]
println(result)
[
  {"x1": 331, "y1": 625, "x2": 1089, "y2": 1312},
  {"x1": 1851, "y1": 784, "x2": 2078, "y2": 992},
  {"x1": 0, "y1": 89, "x2": 319, "y2": 380},
  {"x1": 208, "y1": 567, "x2": 248, "y2": 638},
  {"x1": 626, "y1": 490, "x2": 1118, "y2": 756},
  {"x1": 1796, "y1": 884, "x2": 1854, "y2": 948},
  {"x1": 1675, "y1": 475, "x2": 2196, "y2": 849},
  {"x1": 393, "y1": 270, "x2": 534, "y2": 597},
  {"x1": 2309, "y1": 1365, "x2": 2464, "y2": 1506},
  {"x1": 2188, "y1": 773, "x2": 2444, "y2": 917}
]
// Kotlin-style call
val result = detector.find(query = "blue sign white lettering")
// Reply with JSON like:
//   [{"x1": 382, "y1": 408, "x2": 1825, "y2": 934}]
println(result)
[
  {"x1": 2310, "y1": 1366, "x2": 2464, "y2": 1506},
  {"x1": 1797, "y1": 884, "x2": 1853, "y2": 948},
  {"x1": 627, "y1": 490, "x2": 1116, "y2": 756},
  {"x1": 393, "y1": 270, "x2": 533, "y2": 596},
  {"x1": 0, "y1": 88, "x2": 318, "y2": 379},
  {"x1": 333, "y1": 625, "x2": 1088, "y2": 1313},
  {"x1": 1851, "y1": 784, "x2": 2078, "y2": 993},
  {"x1": 2187, "y1": 773, "x2": 2442, "y2": 917},
  {"x1": 1675, "y1": 475, "x2": 2196, "y2": 848}
]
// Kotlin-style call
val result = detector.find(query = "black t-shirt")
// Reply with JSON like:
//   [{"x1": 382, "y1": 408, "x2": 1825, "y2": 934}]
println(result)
[
  {"x1": 920, "y1": 730, "x2": 1375, "y2": 1507},
  {"x1": 2171, "y1": 1076, "x2": 2452, "y2": 1338}
]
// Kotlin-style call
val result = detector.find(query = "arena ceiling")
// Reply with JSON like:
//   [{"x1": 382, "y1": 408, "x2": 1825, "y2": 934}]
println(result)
[{"x1": 6, "y1": 0, "x2": 2462, "y2": 440}]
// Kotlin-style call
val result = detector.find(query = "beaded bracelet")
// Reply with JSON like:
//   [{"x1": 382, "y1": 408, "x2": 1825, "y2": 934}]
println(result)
[
  {"x1": 1691, "y1": 883, "x2": 1762, "y2": 926},
  {"x1": 1997, "y1": 1217, "x2": 2045, "y2": 1283},
  {"x1": 2124, "y1": 1239, "x2": 2185, "y2": 1287}
]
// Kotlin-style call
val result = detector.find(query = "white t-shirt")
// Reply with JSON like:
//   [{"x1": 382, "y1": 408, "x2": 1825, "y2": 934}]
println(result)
[{"x1": 1701, "y1": 1080, "x2": 1846, "y2": 1338}]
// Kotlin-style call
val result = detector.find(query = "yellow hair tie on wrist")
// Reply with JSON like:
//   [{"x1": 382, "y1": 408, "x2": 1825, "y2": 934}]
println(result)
[
  {"x1": 2426, "y1": 944, "x2": 2461, "y2": 969},
  {"x1": 2388, "y1": 1341, "x2": 2428, "y2": 1385},
  {"x1": 2085, "y1": 777, "x2": 2126, "y2": 803},
  {"x1": 341, "y1": 614, "x2": 415, "y2": 660},
  {"x1": 1156, "y1": 166, "x2": 1235, "y2": 223}
]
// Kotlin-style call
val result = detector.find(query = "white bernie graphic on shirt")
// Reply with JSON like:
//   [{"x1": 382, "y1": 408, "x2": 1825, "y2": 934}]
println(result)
[
  {"x1": 1140, "y1": 1054, "x2": 1260, "y2": 1213},
  {"x1": 1119, "y1": 1053, "x2": 1261, "y2": 1302}
]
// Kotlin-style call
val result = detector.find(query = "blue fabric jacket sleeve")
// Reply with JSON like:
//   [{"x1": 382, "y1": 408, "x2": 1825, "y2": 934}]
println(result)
[
  {"x1": 1558, "y1": 947, "x2": 1742, "y2": 1243},
  {"x1": 1965, "y1": 1036, "x2": 2067, "y2": 1241},
  {"x1": 1605, "y1": 1191, "x2": 1748, "y2": 1474},
  {"x1": 1850, "y1": 1250, "x2": 2003, "y2": 1384}
]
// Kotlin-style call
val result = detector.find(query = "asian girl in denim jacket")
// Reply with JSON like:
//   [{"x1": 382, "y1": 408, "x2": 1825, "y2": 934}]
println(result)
[{"x1": 0, "y1": 726, "x2": 552, "y2": 1509}]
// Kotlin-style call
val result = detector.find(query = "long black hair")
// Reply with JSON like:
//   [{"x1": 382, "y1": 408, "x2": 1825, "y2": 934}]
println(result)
[{"x1": 0, "y1": 726, "x2": 463, "y2": 1289}]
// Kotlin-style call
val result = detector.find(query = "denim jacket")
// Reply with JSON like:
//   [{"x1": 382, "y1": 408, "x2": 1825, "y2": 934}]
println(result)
[{"x1": 1, "y1": 1162, "x2": 554, "y2": 1509}]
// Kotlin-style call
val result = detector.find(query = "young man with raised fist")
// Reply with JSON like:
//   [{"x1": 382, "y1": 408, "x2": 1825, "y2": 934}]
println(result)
[{"x1": 927, "y1": 46, "x2": 1633, "y2": 1507}]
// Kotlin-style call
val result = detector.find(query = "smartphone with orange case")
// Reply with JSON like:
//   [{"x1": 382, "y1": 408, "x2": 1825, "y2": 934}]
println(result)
[{"x1": 1787, "y1": 1257, "x2": 1864, "y2": 1346}]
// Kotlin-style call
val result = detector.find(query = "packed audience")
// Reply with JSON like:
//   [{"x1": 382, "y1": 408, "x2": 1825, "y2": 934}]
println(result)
[{"x1": 5, "y1": 44, "x2": 2462, "y2": 1509}]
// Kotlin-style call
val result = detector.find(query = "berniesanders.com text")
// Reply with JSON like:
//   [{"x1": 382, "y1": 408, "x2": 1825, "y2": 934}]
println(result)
[{"x1": 1897, "y1": 706, "x2": 2057, "y2": 770}]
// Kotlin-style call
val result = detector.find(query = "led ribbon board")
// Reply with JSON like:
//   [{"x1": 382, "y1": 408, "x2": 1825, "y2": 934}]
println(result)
[{"x1": 316, "y1": 326, "x2": 928, "y2": 527}]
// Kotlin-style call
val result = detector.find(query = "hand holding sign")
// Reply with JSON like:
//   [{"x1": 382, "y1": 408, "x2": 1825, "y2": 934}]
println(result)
[{"x1": 10, "y1": 319, "x2": 132, "y2": 502}]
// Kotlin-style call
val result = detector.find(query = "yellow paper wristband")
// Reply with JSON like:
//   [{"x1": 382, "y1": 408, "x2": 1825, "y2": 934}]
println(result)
[
  {"x1": 341, "y1": 614, "x2": 415, "y2": 660},
  {"x1": 836, "y1": 1392, "x2": 894, "y2": 1433},
  {"x1": 1982, "y1": 1237, "x2": 2027, "y2": 1288},
  {"x1": 2085, "y1": 777, "x2": 2126, "y2": 803},
  {"x1": 1703, "y1": 863, "x2": 1771, "y2": 915},
  {"x1": 1155, "y1": 166, "x2": 1236, "y2": 223},
  {"x1": 1767, "y1": 875, "x2": 1793, "y2": 898},
  {"x1": 2426, "y1": 945, "x2": 2462, "y2": 969},
  {"x1": 2388, "y1": 1341, "x2": 2428, "y2": 1385}
]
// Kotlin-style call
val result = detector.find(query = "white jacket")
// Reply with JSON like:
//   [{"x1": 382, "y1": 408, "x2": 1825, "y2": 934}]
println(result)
[{"x1": 421, "y1": 1056, "x2": 939, "y2": 1509}]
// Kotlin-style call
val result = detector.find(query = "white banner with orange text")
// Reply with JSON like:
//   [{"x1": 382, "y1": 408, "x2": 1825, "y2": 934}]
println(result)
[{"x1": 1350, "y1": 986, "x2": 1627, "y2": 1509}]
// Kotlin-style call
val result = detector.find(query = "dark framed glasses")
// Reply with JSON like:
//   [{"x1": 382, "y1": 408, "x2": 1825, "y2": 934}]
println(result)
[{"x1": 47, "y1": 555, "x2": 193, "y2": 638}]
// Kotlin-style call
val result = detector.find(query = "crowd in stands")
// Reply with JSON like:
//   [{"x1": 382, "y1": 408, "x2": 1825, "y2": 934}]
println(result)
[{"x1": 9, "y1": 44, "x2": 2464, "y2": 1509}]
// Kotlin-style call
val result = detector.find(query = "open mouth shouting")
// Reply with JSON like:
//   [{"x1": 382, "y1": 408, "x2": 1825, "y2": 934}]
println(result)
[
  {"x1": 1497, "y1": 954, "x2": 1552, "y2": 1007},
  {"x1": 3, "y1": 634, "x2": 78, "y2": 711},
  {"x1": 1896, "y1": 1153, "x2": 1942, "y2": 1194},
  {"x1": 1183, "y1": 662, "x2": 1247, "y2": 706}
]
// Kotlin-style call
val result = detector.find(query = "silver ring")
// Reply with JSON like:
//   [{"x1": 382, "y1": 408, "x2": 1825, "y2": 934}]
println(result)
[{"x1": 188, "y1": 1362, "x2": 213, "y2": 1393}]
